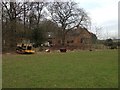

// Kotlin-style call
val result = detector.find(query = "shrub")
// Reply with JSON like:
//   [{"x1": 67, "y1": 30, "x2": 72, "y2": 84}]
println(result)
[{"x1": 60, "y1": 48, "x2": 67, "y2": 52}]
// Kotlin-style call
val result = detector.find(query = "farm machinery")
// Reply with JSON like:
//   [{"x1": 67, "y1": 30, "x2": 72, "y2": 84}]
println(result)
[{"x1": 16, "y1": 43, "x2": 35, "y2": 54}]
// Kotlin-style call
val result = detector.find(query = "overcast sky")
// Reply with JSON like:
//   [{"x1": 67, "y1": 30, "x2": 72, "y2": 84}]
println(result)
[{"x1": 73, "y1": 0, "x2": 119, "y2": 39}]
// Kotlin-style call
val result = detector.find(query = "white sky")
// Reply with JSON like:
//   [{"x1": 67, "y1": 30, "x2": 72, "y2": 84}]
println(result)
[{"x1": 74, "y1": 0, "x2": 119, "y2": 39}]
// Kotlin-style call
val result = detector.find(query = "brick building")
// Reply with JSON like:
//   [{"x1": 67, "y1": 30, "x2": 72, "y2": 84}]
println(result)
[{"x1": 46, "y1": 27, "x2": 97, "y2": 50}]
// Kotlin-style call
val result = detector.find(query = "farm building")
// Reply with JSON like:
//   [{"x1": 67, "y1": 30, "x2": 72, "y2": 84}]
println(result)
[{"x1": 46, "y1": 27, "x2": 97, "y2": 50}]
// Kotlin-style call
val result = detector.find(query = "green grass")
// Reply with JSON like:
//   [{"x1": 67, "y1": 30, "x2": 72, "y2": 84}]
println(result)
[{"x1": 2, "y1": 50, "x2": 118, "y2": 88}]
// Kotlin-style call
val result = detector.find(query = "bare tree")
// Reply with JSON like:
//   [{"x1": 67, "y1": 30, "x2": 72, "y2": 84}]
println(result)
[
  {"x1": 2, "y1": 1, "x2": 17, "y2": 50},
  {"x1": 35, "y1": 2, "x2": 45, "y2": 26},
  {"x1": 95, "y1": 26, "x2": 102, "y2": 39},
  {"x1": 2, "y1": 1, "x2": 25, "y2": 51},
  {"x1": 26, "y1": 2, "x2": 46, "y2": 29},
  {"x1": 47, "y1": 2, "x2": 90, "y2": 46},
  {"x1": 2, "y1": 1, "x2": 47, "y2": 49}
]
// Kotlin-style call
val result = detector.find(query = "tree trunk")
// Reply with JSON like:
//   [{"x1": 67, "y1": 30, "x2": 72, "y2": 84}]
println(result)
[
  {"x1": 61, "y1": 31, "x2": 66, "y2": 46},
  {"x1": 9, "y1": 20, "x2": 17, "y2": 51},
  {"x1": 24, "y1": 2, "x2": 26, "y2": 36},
  {"x1": 8, "y1": 2, "x2": 17, "y2": 51}
]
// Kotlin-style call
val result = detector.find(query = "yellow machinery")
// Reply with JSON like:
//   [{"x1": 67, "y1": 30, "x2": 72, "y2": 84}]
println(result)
[{"x1": 16, "y1": 43, "x2": 35, "y2": 54}]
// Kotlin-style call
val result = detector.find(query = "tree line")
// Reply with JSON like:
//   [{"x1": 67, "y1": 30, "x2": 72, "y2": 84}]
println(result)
[{"x1": 1, "y1": 1, "x2": 90, "y2": 52}]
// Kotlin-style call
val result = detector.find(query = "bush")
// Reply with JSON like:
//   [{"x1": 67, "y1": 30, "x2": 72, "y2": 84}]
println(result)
[{"x1": 60, "y1": 48, "x2": 67, "y2": 52}]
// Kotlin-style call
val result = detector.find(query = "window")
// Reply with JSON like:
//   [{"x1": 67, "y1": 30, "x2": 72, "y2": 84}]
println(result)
[
  {"x1": 67, "y1": 41, "x2": 69, "y2": 44},
  {"x1": 67, "y1": 40, "x2": 74, "y2": 43},
  {"x1": 71, "y1": 40, "x2": 74, "y2": 43},
  {"x1": 27, "y1": 46, "x2": 32, "y2": 50},
  {"x1": 80, "y1": 38, "x2": 90, "y2": 44},
  {"x1": 80, "y1": 38, "x2": 83, "y2": 43},
  {"x1": 58, "y1": 40, "x2": 61, "y2": 44}
]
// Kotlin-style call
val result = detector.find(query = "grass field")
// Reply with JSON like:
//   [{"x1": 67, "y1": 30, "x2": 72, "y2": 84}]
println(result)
[{"x1": 2, "y1": 50, "x2": 118, "y2": 88}]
